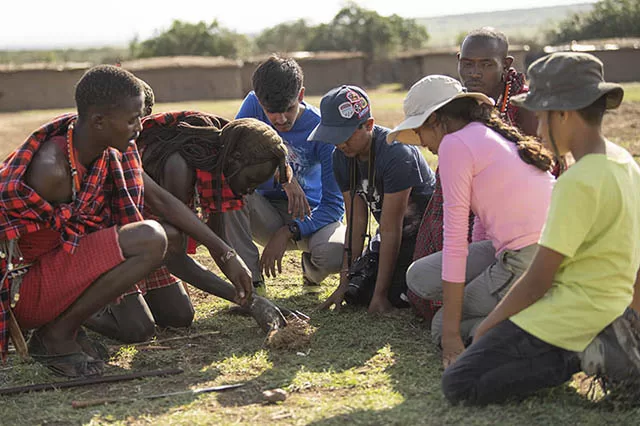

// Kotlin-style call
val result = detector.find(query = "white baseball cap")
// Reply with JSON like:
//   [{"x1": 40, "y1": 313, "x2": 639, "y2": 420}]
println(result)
[{"x1": 387, "y1": 75, "x2": 495, "y2": 145}]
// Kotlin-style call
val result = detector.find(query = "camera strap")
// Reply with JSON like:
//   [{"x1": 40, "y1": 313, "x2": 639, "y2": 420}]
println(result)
[
  {"x1": 345, "y1": 135, "x2": 376, "y2": 269},
  {"x1": 345, "y1": 156, "x2": 357, "y2": 268}
]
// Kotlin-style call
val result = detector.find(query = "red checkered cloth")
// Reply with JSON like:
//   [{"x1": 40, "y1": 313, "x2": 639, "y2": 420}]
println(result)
[
  {"x1": 409, "y1": 170, "x2": 446, "y2": 317},
  {"x1": 186, "y1": 169, "x2": 242, "y2": 254},
  {"x1": 123, "y1": 265, "x2": 178, "y2": 297},
  {"x1": 0, "y1": 114, "x2": 144, "y2": 360},
  {"x1": 194, "y1": 168, "x2": 243, "y2": 217},
  {"x1": 409, "y1": 170, "x2": 475, "y2": 318}
]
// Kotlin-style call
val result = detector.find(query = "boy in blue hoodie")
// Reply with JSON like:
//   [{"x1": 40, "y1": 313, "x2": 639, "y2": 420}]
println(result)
[{"x1": 224, "y1": 55, "x2": 345, "y2": 294}]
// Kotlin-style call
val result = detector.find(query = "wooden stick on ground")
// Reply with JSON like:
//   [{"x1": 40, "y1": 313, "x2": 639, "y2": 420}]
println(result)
[
  {"x1": 108, "y1": 331, "x2": 220, "y2": 351},
  {"x1": 72, "y1": 382, "x2": 245, "y2": 408},
  {"x1": 0, "y1": 368, "x2": 184, "y2": 396},
  {"x1": 8, "y1": 309, "x2": 28, "y2": 361}
]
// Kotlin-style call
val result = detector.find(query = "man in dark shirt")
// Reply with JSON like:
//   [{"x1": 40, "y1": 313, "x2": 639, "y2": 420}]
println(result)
[{"x1": 309, "y1": 85, "x2": 435, "y2": 314}]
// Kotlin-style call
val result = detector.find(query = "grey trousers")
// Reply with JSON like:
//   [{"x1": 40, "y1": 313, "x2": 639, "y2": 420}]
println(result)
[
  {"x1": 406, "y1": 241, "x2": 537, "y2": 345},
  {"x1": 223, "y1": 192, "x2": 345, "y2": 284}
]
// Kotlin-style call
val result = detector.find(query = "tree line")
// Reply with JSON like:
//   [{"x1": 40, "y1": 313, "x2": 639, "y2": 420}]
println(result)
[
  {"x1": 2, "y1": 0, "x2": 638, "y2": 66},
  {"x1": 548, "y1": 0, "x2": 640, "y2": 44},
  {"x1": 131, "y1": 3, "x2": 429, "y2": 60}
]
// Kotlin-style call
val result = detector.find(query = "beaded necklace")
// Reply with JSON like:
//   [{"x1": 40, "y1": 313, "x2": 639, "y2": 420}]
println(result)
[
  {"x1": 498, "y1": 80, "x2": 513, "y2": 119},
  {"x1": 66, "y1": 122, "x2": 82, "y2": 202}
]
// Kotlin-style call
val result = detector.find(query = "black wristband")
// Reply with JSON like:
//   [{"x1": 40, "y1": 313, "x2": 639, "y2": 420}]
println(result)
[{"x1": 287, "y1": 221, "x2": 301, "y2": 241}]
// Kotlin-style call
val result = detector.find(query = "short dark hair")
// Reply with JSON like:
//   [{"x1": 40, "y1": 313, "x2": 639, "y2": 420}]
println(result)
[
  {"x1": 463, "y1": 27, "x2": 509, "y2": 57},
  {"x1": 252, "y1": 55, "x2": 303, "y2": 112},
  {"x1": 577, "y1": 94, "x2": 607, "y2": 125},
  {"x1": 75, "y1": 65, "x2": 143, "y2": 116}
]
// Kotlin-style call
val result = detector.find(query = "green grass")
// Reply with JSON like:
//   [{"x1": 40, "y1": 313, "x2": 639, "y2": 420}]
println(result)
[
  {"x1": 1, "y1": 85, "x2": 640, "y2": 425},
  {"x1": 2, "y1": 252, "x2": 639, "y2": 425},
  {"x1": 621, "y1": 83, "x2": 640, "y2": 103}
]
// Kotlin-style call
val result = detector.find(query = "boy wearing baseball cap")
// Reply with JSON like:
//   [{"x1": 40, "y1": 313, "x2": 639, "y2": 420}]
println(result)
[
  {"x1": 309, "y1": 85, "x2": 435, "y2": 313},
  {"x1": 442, "y1": 52, "x2": 640, "y2": 405}
]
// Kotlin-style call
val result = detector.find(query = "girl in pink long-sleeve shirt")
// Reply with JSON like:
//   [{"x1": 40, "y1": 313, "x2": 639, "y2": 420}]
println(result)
[{"x1": 388, "y1": 75, "x2": 555, "y2": 368}]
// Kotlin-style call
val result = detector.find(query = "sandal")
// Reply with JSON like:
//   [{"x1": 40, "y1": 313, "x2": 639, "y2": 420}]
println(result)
[
  {"x1": 75, "y1": 327, "x2": 110, "y2": 361},
  {"x1": 28, "y1": 332, "x2": 104, "y2": 378}
]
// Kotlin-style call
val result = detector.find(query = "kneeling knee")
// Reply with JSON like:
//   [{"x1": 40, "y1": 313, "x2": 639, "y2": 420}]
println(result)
[
  {"x1": 441, "y1": 366, "x2": 473, "y2": 405},
  {"x1": 133, "y1": 220, "x2": 168, "y2": 263},
  {"x1": 406, "y1": 261, "x2": 439, "y2": 300},
  {"x1": 311, "y1": 243, "x2": 344, "y2": 272},
  {"x1": 156, "y1": 305, "x2": 194, "y2": 329},
  {"x1": 119, "y1": 319, "x2": 156, "y2": 343}
]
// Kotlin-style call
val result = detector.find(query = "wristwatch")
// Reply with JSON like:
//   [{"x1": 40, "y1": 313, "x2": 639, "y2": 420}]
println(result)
[{"x1": 287, "y1": 221, "x2": 301, "y2": 241}]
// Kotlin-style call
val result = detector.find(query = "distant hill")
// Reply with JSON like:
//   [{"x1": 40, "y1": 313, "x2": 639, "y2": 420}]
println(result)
[{"x1": 418, "y1": 3, "x2": 595, "y2": 47}]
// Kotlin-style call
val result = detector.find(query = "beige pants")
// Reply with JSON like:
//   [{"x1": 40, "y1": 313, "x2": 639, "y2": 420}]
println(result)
[
  {"x1": 223, "y1": 192, "x2": 345, "y2": 284},
  {"x1": 406, "y1": 240, "x2": 538, "y2": 345}
]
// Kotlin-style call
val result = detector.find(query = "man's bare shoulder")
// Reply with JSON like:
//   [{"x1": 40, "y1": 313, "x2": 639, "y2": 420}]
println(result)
[
  {"x1": 25, "y1": 139, "x2": 73, "y2": 203},
  {"x1": 162, "y1": 151, "x2": 195, "y2": 203}
]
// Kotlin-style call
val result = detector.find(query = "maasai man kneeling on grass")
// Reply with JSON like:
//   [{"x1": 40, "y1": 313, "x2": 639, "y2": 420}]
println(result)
[
  {"x1": 442, "y1": 52, "x2": 640, "y2": 406},
  {"x1": 85, "y1": 110, "x2": 304, "y2": 341},
  {"x1": 0, "y1": 65, "x2": 253, "y2": 377}
]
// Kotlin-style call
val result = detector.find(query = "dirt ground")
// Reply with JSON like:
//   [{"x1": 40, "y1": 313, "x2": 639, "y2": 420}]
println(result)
[{"x1": 1, "y1": 102, "x2": 638, "y2": 160}]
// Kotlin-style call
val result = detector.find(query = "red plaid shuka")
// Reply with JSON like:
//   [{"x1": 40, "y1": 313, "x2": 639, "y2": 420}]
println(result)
[
  {"x1": 0, "y1": 114, "x2": 145, "y2": 359},
  {"x1": 125, "y1": 265, "x2": 178, "y2": 297},
  {"x1": 186, "y1": 169, "x2": 242, "y2": 254},
  {"x1": 194, "y1": 169, "x2": 243, "y2": 217}
]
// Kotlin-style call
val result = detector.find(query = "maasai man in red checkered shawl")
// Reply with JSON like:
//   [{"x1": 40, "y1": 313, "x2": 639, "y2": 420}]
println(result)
[
  {"x1": 407, "y1": 28, "x2": 541, "y2": 321},
  {"x1": 0, "y1": 66, "x2": 254, "y2": 377},
  {"x1": 84, "y1": 106, "x2": 300, "y2": 344}
]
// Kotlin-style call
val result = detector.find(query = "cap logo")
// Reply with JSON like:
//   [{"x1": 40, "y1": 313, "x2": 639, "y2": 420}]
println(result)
[
  {"x1": 338, "y1": 102, "x2": 355, "y2": 119},
  {"x1": 338, "y1": 89, "x2": 369, "y2": 120}
]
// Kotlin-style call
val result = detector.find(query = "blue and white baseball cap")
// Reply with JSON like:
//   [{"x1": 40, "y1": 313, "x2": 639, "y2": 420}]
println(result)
[{"x1": 308, "y1": 85, "x2": 371, "y2": 145}]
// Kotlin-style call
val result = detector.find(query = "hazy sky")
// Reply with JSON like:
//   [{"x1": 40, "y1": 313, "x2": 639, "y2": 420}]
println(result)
[{"x1": 3, "y1": 0, "x2": 595, "y2": 49}]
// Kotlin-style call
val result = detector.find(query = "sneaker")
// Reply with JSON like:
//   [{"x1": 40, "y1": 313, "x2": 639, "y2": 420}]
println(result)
[{"x1": 580, "y1": 309, "x2": 640, "y2": 382}]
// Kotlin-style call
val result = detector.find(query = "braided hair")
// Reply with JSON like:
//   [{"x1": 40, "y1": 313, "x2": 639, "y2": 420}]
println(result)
[
  {"x1": 434, "y1": 97, "x2": 553, "y2": 172},
  {"x1": 138, "y1": 114, "x2": 288, "y2": 206}
]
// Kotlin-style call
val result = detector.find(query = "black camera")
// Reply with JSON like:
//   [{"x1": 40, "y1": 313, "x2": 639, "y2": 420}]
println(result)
[{"x1": 344, "y1": 251, "x2": 379, "y2": 306}]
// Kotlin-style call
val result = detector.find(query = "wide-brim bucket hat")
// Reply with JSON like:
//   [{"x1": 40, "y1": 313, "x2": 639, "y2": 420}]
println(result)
[
  {"x1": 387, "y1": 75, "x2": 494, "y2": 145},
  {"x1": 511, "y1": 52, "x2": 624, "y2": 111}
]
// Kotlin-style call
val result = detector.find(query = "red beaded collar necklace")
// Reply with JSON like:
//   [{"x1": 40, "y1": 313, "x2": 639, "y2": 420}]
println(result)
[{"x1": 66, "y1": 122, "x2": 82, "y2": 201}]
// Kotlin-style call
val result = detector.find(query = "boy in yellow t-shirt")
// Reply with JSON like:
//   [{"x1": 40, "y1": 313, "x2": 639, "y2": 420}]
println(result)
[{"x1": 441, "y1": 52, "x2": 640, "y2": 406}]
